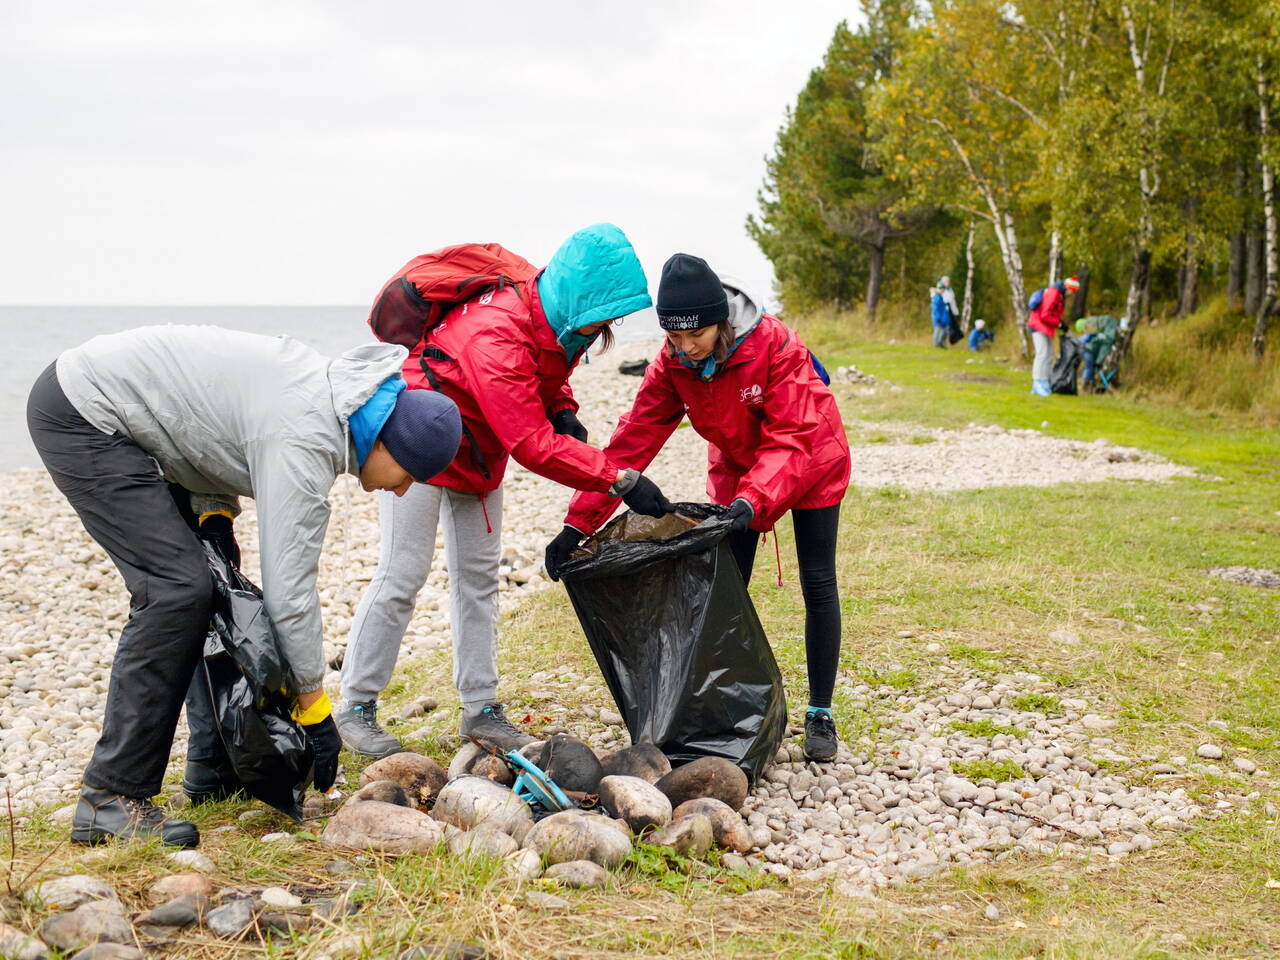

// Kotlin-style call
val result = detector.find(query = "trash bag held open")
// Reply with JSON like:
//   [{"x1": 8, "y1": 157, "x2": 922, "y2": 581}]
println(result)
[
  {"x1": 191, "y1": 543, "x2": 313, "y2": 820},
  {"x1": 558, "y1": 503, "x2": 786, "y2": 783}
]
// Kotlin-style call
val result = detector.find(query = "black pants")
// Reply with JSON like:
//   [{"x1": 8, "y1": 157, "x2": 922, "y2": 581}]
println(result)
[
  {"x1": 728, "y1": 504, "x2": 842, "y2": 710},
  {"x1": 26, "y1": 363, "x2": 213, "y2": 798}
]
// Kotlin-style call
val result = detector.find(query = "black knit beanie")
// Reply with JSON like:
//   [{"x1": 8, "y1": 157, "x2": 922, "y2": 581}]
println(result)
[
  {"x1": 656, "y1": 253, "x2": 729, "y2": 331},
  {"x1": 378, "y1": 389, "x2": 462, "y2": 482}
]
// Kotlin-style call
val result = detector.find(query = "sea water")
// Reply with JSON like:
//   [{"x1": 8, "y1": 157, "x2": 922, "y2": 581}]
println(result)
[{"x1": 1, "y1": 304, "x2": 662, "y2": 472}]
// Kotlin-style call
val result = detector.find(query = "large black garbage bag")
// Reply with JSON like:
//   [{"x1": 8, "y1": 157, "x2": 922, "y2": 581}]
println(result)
[
  {"x1": 195, "y1": 544, "x2": 312, "y2": 820},
  {"x1": 558, "y1": 503, "x2": 786, "y2": 783},
  {"x1": 1051, "y1": 334, "x2": 1082, "y2": 395}
]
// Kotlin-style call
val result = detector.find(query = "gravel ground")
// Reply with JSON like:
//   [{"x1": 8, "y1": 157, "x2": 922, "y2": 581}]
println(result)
[{"x1": 0, "y1": 336, "x2": 1216, "y2": 887}]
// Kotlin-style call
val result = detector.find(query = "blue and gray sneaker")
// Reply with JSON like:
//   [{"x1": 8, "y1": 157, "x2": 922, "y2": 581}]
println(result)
[
  {"x1": 803, "y1": 708, "x2": 839, "y2": 762},
  {"x1": 334, "y1": 700, "x2": 402, "y2": 759},
  {"x1": 460, "y1": 702, "x2": 534, "y2": 751}
]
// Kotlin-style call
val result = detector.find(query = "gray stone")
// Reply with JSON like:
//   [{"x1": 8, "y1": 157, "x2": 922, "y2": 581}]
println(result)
[
  {"x1": 399, "y1": 943, "x2": 487, "y2": 960},
  {"x1": 523, "y1": 892, "x2": 571, "y2": 910},
  {"x1": 205, "y1": 899, "x2": 255, "y2": 939},
  {"x1": 350, "y1": 780, "x2": 411, "y2": 807},
  {"x1": 1196, "y1": 744, "x2": 1223, "y2": 760},
  {"x1": 166, "y1": 850, "x2": 214, "y2": 873},
  {"x1": 522, "y1": 810, "x2": 632, "y2": 868},
  {"x1": 68, "y1": 946, "x2": 143, "y2": 960},
  {"x1": 447, "y1": 825, "x2": 518, "y2": 860},
  {"x1": 597, "y1": 776, "x2": 671, "y2": 833},
  {"x1": 40, "y1": 905, "x2": 132, "y2": 952},
  {"x1": 503, "y1": 848, "x2": 543, "y2": 882},
  {"x1": 655, "y1": 757, "x2": 748, "y2": 810},
  {"x1": 0, "y1": 922, "x2": 49, "y2": 960},
  {"x1": 432, "y1": 777, "x2": 533, "y2": 841},
  {"x1": 27, "y1": 876, "x2": 117, "y2": 910},
  {"x1": 1233, "y1": 757, "x2": 1257, "y2": 774},
  {"x1": 136, "y1": 894, "x2": 206, "y2": 928},
  {"x1": 545, "y1": 860, "x2": 609, "y2": 890},
  {"x1": 322, "y1": 799, "x2": 445, "y2": 854},
  {"x1": 257, "y1": 887, "x2": 303, "y2": 909},
  {"x1": 538, "y1": 735, "x2": 604, "y2": 793},
  {"x1": 984, "y1": 904, "x2": 1000, "y2": 921},
  {"x1": 147, "y1": 873, "x2": 213, "y2": 904},
  {"x1": 648, "y1": 814, "x2": 714, "y2": 858}
]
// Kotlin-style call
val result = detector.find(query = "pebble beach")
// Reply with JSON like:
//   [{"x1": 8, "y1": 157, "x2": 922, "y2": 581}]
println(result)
[{"x1": 0, "y1": 339, "x2": 1231, "y2": 889}]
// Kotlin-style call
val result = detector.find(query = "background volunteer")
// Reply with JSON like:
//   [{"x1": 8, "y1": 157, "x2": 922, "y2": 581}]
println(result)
[{"x1": 1026, "y1": 275, "x2": 1080, "y2": 395}]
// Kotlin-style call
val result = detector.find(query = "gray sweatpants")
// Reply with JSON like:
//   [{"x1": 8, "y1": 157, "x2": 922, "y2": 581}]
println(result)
[
  {"x1": 341, "y1": 482, "x2": 502, "y2": 707},
  {"x1": 1032, "y1": 330, "x2": 1054, "y2": 381}
]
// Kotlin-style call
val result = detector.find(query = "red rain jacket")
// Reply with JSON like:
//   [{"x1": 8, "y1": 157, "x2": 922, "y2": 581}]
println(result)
[
  {"x1": 403, "y1": 281, "x2": 617, "y2": 495},
  {"x1": 565, "y1": 314, "x2": 850, "y2": 534},
  {"x1": 1027, "y1": 285, "x2": 1066, "y2": 337}
]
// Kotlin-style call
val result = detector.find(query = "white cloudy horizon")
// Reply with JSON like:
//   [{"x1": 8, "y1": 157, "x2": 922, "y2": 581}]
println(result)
[{"x1": 0, "y1": 2, "x2": 858, "y2": 307}]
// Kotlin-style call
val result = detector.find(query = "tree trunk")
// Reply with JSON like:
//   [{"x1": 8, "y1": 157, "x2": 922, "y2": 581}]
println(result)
[
  {"x1": 1253, "y1": 58, "x2": 1277, "y2": 358},
  {"x1": 1125, "y1": 224, "x2": 1152, "y2": 330},
  {"x1": 990, "y1": 209, "x2": 1030, "y2": 357},
  {"x1": 1048, "y1": 229, "x2": 1061, "y2": 286},
  {"x1": 1245, "y1": 228, "x2": 1263, "y2": 316},
  {"x1": 1176, "y1": 232, "x2": 1199, "y2": 317},
  {"x1": 866, "y1": 241, "x2": 884, "y2": 322},
  {"x1": 1069, "y1": 264, "x2": 1089, "y2": 322},
  {"x1": 961, "y1": 221, "x2": 976, "y2": 332},
  {"x1": 1229, "y1": 230, "x2": 1246, "y2": 310}
]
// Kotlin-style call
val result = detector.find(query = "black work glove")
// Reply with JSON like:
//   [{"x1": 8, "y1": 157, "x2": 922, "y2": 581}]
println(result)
[
  {"x1": 726, "y1": 498, "x2": 755, "y2": 534},
  {"x1": 621, "y1": 473, "x2": 674, "y2": 518},
  {"x1": 198, "y1": 513, "x2": 241, "y2": 570},
  {"x1": 303, "y1": 715, "x2": 341, "y2": 792},
  {"x1": 549, "y1": 409, "x2": 589, "y2": 442},
  {"x1": 544, "y1": 525, "x2": 584, "y2": 582}
]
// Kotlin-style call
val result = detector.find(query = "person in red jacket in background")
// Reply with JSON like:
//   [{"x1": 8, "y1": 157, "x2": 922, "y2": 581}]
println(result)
[
  {"x1": 337, "y1": 224, "x2": 674, "y2": 757},
  {"x1": 1026, "y1": 275, "x2": 1080, "y2": 395},
  {"x1": 545, "y1": 253, "x2": 852, "y2": 762}
]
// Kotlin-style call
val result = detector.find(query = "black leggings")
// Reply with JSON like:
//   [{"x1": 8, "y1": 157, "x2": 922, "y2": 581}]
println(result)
[{"x1": 728, "y1": 504, "x2": 841, "y2": 709}]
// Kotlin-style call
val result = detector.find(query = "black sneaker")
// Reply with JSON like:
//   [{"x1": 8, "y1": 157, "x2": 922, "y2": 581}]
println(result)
[
  {"x1": 182, "y1": 758, "x2": 246, "y2": 805},
  {"x1": 70, "y1": 785, "x2": 200, "y2": 848},
  {"x1": 803, "y1": 709, "x2": 839, "y2": 762},
  {"x1": 460, "y1": 702, "x2": 534, "y2": 752}
]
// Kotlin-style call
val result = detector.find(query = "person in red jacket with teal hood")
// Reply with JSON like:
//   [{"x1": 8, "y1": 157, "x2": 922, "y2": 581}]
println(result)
[
  {"x1": 1026, "y1": 275, "x2": 1079, "y2": 395},
  {"x1": 337, "y1": 224, "x2": 675, "y2": 758},
  {"x1": 545, "y1": 253, "x2": 852, "y2": 762}
]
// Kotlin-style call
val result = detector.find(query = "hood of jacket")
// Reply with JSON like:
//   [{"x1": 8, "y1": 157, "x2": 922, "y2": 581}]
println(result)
[
  {"x1": 537, "y1": 223, "x2": 652, "y2": 356},
  {"x1": 328, "y1": 342, "x2": 410, "y2": 424},
  {"x1": 679, "y1": 273, "x2": 764, "y2": 379}
]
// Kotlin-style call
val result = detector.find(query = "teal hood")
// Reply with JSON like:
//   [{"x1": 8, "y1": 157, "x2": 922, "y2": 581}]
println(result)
[{"x1": 537, "y1": 223, "x2": 652, "y2": 357}]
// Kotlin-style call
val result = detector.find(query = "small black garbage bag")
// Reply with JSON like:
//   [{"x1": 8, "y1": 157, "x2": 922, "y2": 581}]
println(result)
[
  {"x1": 558, "y1": 503, "x2": 786, "y2": 783},
  {"x1": 1051, "y1": 334, "x2": 1082, "y2": 395},
  {"x1": 193, "y1": 544, "x2": 313, "y2": 820}
]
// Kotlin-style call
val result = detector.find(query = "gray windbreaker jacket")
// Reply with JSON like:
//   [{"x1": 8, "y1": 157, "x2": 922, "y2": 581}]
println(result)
[{"x1": 57, "y1": 325, "x2": 407, "y2": 691}]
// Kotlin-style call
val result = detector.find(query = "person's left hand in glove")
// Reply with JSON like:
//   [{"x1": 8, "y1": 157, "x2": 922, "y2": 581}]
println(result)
[
  {"x1": 544, "y1": 524, "x2": 585, "y2": 581},
  {"x1": 726, "y1": 498, "x2": 755, "y2": 534},
  {"x1": 294, "y1": 692, "x2": 341, "y2": 791},
  {"x1": 549, "y1": 409, "x2": 589, "y2": 442},
  {"x1": 198, "y1": 512, "x2": 241, "y2": 569}
]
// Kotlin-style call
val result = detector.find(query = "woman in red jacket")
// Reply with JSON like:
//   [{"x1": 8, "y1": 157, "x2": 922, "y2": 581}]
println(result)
[{"x1": 546, "y1": 254, "x2": 851, "y2": 762}]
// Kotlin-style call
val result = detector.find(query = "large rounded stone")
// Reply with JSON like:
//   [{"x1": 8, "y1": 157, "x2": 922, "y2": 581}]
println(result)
[
  {"x1": 448, "y1": 743, "x2": 487, "y2": 781},
  {"x1": 27, "y1": 876, "x2": 117, "y2": 910},
  {"x1": 522, "y1": 810, "x2": 633, "y2": 868},
  {"x1": 597, "y1": 776, "x2": 671, "y2": 833},
  {"x1": 655, "y1": 757, "x2": 747, "y2": 810},
  {"x1": 671, "y1": 797, "x2": 753, "y2": 853},
  {"x1": 432, "y1": 776, "x2": 533, "y2": 842},
  {"x1": 40, "y1": 905, "x2": 132, "y2": 952},
  {"x1": 539, "y1": 735, "x2": 604, "y2": 793},
  {"x1": 599, "y1": 744, "x2": 671, "y2": 785},
  {"x1": 447, "y1": 824, "x2": 519, "y2": 860},
  {"x1": 648, "y1": 814, "x2": 714, "y2": 858},
  {"x1": 0, "y1": 922, "x2": 49, "y2": 960},
  {"x1": 545, "y1": 859, "x2": 609, "y2": 890},
  {"x1": 321, "y1": 799, "x2": 445, "y2": 853},
  {"x1": 147, "y1": 873, "x2": 212, "y2": 904},
  {"x1": 359, "y1": 753, "x2": 447, "y2": 810}
]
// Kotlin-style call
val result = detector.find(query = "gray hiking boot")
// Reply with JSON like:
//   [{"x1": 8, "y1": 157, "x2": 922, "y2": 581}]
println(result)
[
  {"x1": 460, "y1": 702, "x2": 534, "y2": 752},
  {"x1": 334, "y1": 700, "x2": 401, "y2": 759}
]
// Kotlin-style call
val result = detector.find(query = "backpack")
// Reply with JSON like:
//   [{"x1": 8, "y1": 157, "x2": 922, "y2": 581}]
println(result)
[
  {"x1": 368, "y1": 243, "x2": 539, "y2": 348},
  {"x1": 1027, "y1": 288, "x2": 1044, "y2": 312}
]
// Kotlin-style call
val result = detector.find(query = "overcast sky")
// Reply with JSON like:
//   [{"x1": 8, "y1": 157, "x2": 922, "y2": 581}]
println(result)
[{"x1": 0, "y1": 2, "x2": 856, "y2": 306}]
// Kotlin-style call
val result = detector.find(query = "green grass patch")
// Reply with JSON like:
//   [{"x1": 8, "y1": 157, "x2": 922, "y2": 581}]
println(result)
[
  {"x1": 949, "y1": 718, "x2": 1025, "y2": 738},
  {"x1": 1010, "y1": 692, "x2": 1064, "y2": 714},
  {"x1": 951, "y1": 758, "x2": 1030, "y2": 783}
]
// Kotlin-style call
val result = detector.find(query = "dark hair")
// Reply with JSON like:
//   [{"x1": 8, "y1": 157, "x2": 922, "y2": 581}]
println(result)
[
  {"x1": 595, "y1": 325, "x2": 615, "y2": 354},
  {"x1": 663, "y1": 319, "x2": 735, "y2": 362}
]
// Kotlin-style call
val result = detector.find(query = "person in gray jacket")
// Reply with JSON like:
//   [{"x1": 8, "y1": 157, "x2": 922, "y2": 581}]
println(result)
[{"x1": 26, "y1": 325, "x2": 462, "y2": 848}]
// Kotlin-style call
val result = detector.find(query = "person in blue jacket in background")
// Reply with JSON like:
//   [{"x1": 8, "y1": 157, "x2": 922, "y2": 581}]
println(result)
[
  {"x1": 930, "y1": 277, "x2": 957, "y2": 348},
  {"x1": 968, "y1": 319, "x2": 994, "y2": 351}
]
